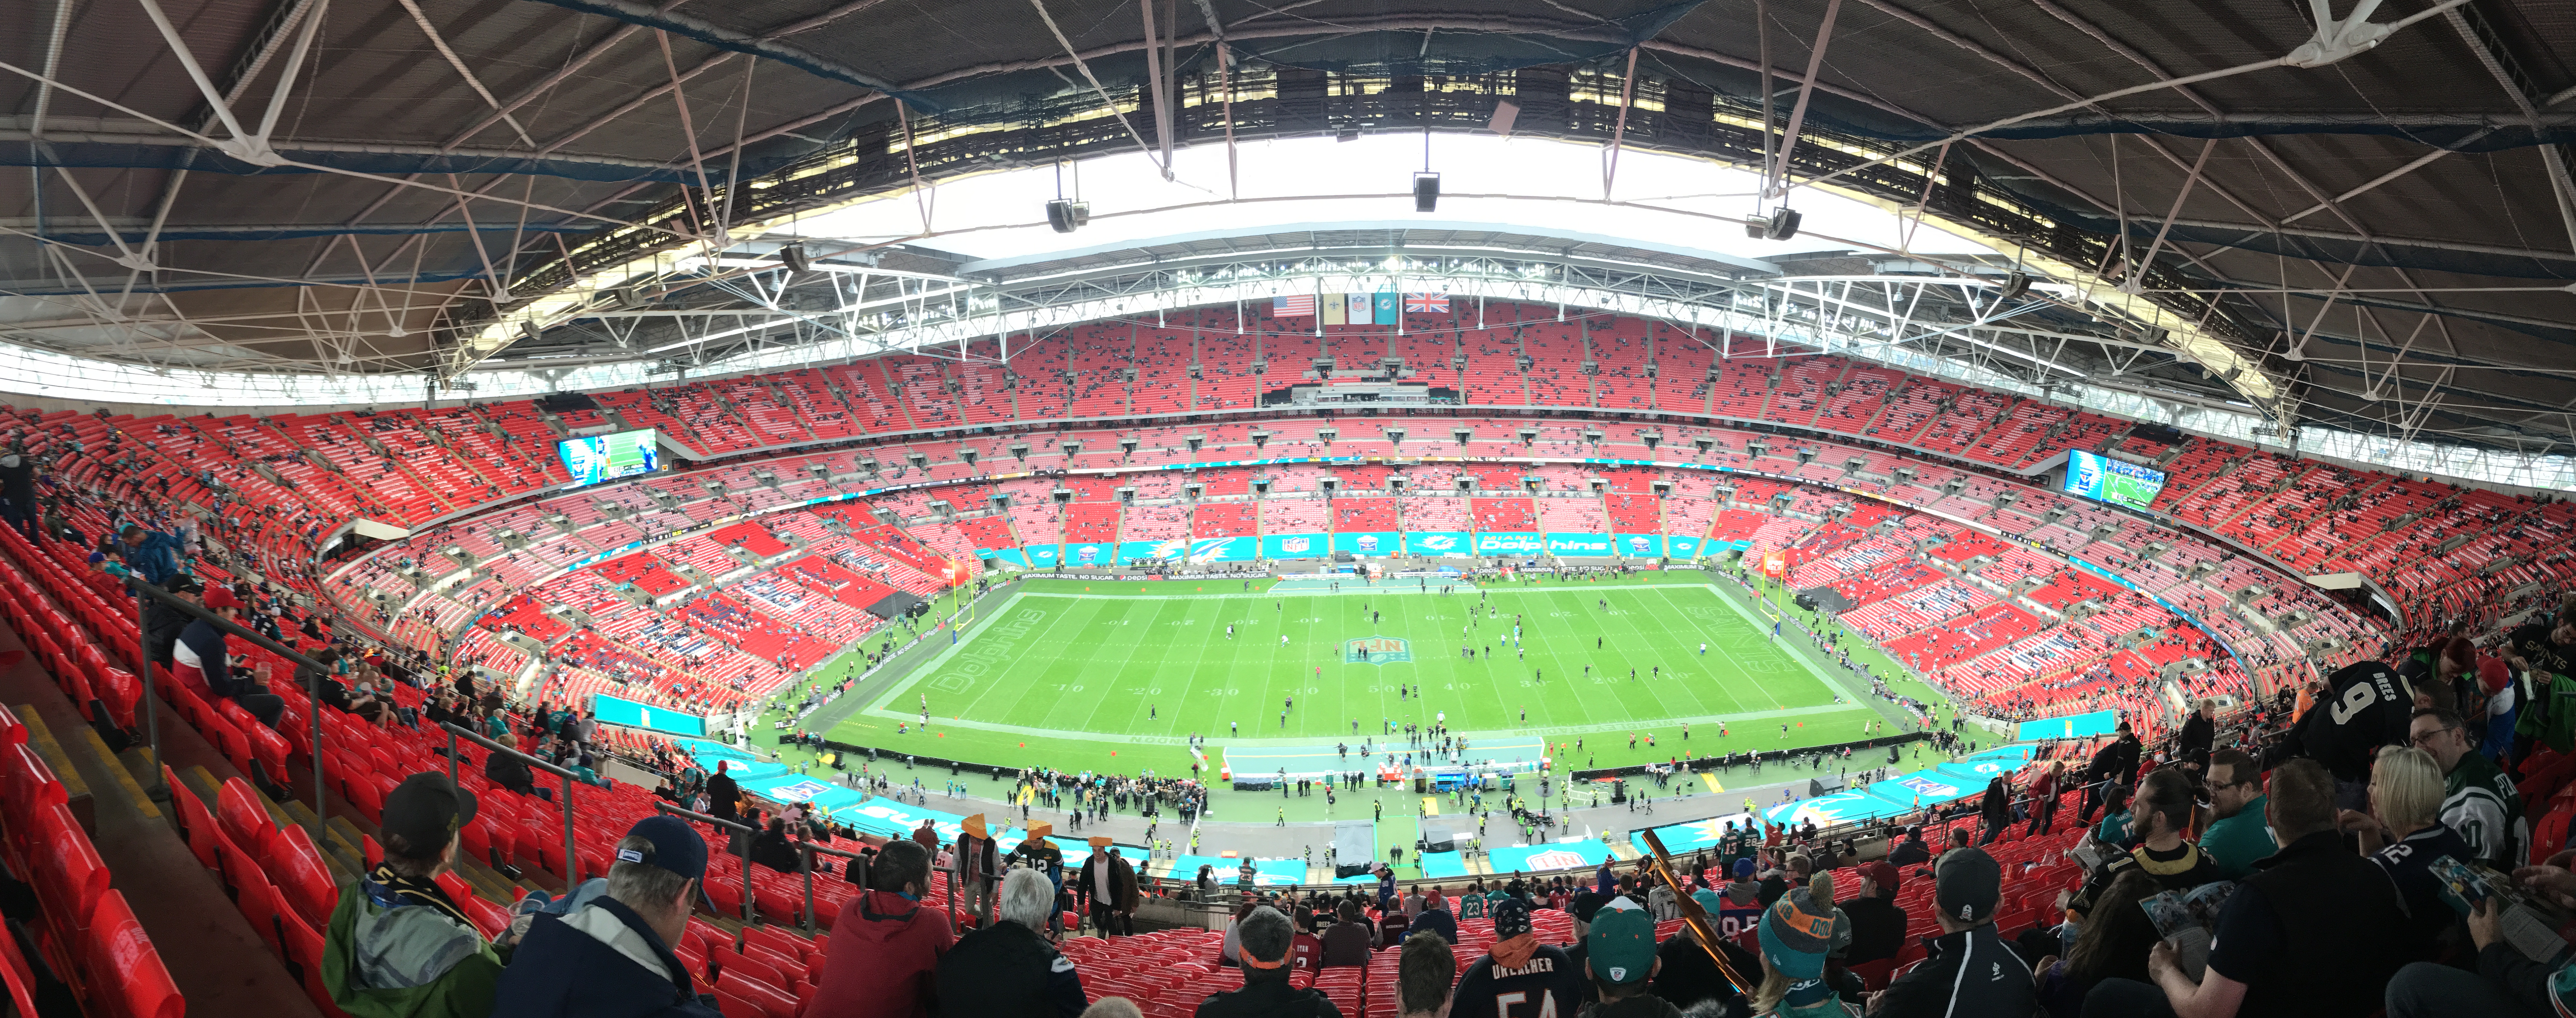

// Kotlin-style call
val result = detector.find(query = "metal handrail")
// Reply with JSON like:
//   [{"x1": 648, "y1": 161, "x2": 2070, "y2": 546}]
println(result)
[
  {"x1": 654, "y1": 800, "x2": 759, "y2": 923},
  {"x1": 128, "y1": 574, "x2": 328, "y2": 834},
  {"x1": 441, "y1": 722, "x2": 583, "y2": 889},
  {"x1": 794, "y1": 840, "x2": 869, "y2": 930}
]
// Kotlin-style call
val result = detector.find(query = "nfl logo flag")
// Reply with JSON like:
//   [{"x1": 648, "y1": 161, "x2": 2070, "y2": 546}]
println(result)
[
  {"x1": 1404, "y1": 293, "x2": 1449, "y2": 313},
  {"x1": 1272, "y1": 295, "x2": 1316, "y2": 316}
]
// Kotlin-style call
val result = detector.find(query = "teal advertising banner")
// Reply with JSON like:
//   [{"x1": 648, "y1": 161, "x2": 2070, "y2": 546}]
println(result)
[
  {"x1": 1063, "y1": 542, "x2": 1115, "y2": 567},
  {"x1": 1186, "y1": 536, "x2": 1259, "y2": 563},
  {"x1": 1544, "y1": 532, "x2": 1614, "y2": 556},
  {"x1": 1332, "y1": 531, "x2": 1399, "y2": 555},
  {"x1": 1473, "y1": 532, "x2": 1544, "y2": 554},
  {"x1": 593, "y1": 694, "x2": 707, "y2": 737},
  {"x1": 1120, "y1": 538, "x2": 1187, "y2": 563},
  {"x1": 1021, "y1": 544, "x2": 1060, "y2": 566},
  {"x1": 1614, "y1": 533, "x2": 1664, "y2": 557},
  {"x1": 1404, "y1": 531, "x2": 1473, "y2": 555},
  {"x1": 1262, "y1": 533, "x2": 1329, "y2": 559}
]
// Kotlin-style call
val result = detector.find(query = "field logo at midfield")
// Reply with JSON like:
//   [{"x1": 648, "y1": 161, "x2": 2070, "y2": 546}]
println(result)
[{"x1": 1345, "y1": 637, "x2": 1412, "y2": 665}]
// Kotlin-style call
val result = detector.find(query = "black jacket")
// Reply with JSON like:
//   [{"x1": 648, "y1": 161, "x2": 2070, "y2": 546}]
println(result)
[
  {"x1": 144, "y1": 598, "x2": 192, "y2": 666},
  {"x1": 2223, "y1": 830, "x2": 2413, "y2": 1018},
  {"x1": 1842, "y1": 896, "x2": 1907, "y2": 965},
  {"x1": 1872, "y1": 923, "x2": 2037, "y2": 1018},
  {"x1": 1885, "y1": 839, "x2": 1931, "y2": 867},
  {"x1": 1192, "y1": 972, "x2": 1343, "y2": 1018},
  {"x1": 705, "y1": 772, "x2": 739, "y2": 819},
  {"x1": 489, "y1": 897, "x2": 721, "y2": 1018},
  {"x1": 177, "y1": 617, "x2": 245, "y2": 696},
  {"x1": 749, "y1": 831, "x2": 801, "y2": 874},
  {"x1": 934, "y1": 920, "x2": 1087, "y2": 1018},
  {"x1": 487, "y1": 749, "x2": 538, "y2": 795},
  {"x1": 2178, "y1": 713, "x2": 2215, "y2": 766},
  {"x1": 2085, "y1": 735, "x2": 2141, "y2": 787}
]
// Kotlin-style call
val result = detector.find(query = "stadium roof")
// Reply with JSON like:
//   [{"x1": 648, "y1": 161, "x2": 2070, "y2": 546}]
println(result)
[{"x1": 3, "y1": 0, "x2": 2572, "y2": 473}]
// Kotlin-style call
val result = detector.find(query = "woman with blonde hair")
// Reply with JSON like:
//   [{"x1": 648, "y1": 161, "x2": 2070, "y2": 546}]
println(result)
[{"x1": 2342, "y1": 744, "x2": 2469, "y2": 958}]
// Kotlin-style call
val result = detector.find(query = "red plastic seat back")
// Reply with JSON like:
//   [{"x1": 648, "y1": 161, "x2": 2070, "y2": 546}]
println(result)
[
  {"x1": 165, "y1": 766, "x2": 224, "y2": 871},
  {"x1": 264, "y1": 824, "x2": 341, "y2": 927},
  {"x1": 215, "y1": 778, "x2": 276, "y2": 855},
  {"x1": 80, "y1": 891, "x2": 185, "y2": 1018}
]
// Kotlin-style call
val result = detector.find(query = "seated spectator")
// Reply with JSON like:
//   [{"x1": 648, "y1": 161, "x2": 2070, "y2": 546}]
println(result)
[
  {"x1": 1869, "y1": 847, "x2": 2036, "y2": 1017},
  {"x1": 1452, "y1": 899, "x2": 1579, "y2": 1017},
  {"x1": 1194, "y1": 905, "x2": 1342, "y2": 1017},
  {"x1": 1377, "y1": 901, "x2": 1410, "y2": 946},
  {"x1": 1395, "y1": 932, "x2": 1456, "y2": 1018},
  {"x1": 1082, "y1": 999, "x2": 1145, "y2": 1018},
  {"x1": 2084, "y1": 758, "x2": 2412, "y2": 1018},
  {"x1": 2345, "y1": 745, "x2": 2471, "y2": 961},
  {"x1": 2031, "y1": 869, "x2": 2158, "y2": 1018},
  {"x1": 1751, "y1": 886, "x2": 1854, "y2": 1017},
  {"x1": 2411, "y1": 706, "x2": 2526, "y2": 867},
  {"x1": 935, "y1": 869, "x2": 1087, "y2": 1017},
  {"x1": 1409, "y1": 891, "x2": 1457, "y2": 946},
  {"x1": 490, "y1": 816, "x2": 718, "y2": 1017},
  {"x1": 485, "y1": 733, "x2": 550, "y2": 801},
  {"x1": 811, "y1": 839, "x2": 951, "y2": 1017},
  {"x1": 2197, "y1": 750, "x2": 2274, "y2": 880},
  {"x1": 1840, "y1": 862, "x2": 1906, "y2": 966},
  {"x1": 2093, "y1": 784, "x2": 2137, "y2": 850},
  {"x1": 325, "y1": 774, "x2": 507, "y2": 1018},
  {"x1": 2063, "y1": 769, "x2": 2220, "y2": 924},
  {"x1": 1319, "y1": 899, "x2": 1374, "y2": 967},
  {"x1": 750, "y1": 817, "x2": 801, "y2": 874},
  {"x1": 1884, "y1": 827, "x2": 1931, "y2": 867},
  {"x1": 1654, "y1": 898, "x2": 1761, "y2": 1012},
  {"x1": 177, "y1": 587, "x2": 287, "y2": 728},
  {"x1": 2384, "y1": 857, "x2": 2576, "y2": 1017},
  {"x1": 1578, "y1": 896, "x2": 1678, "y2": 1017}
]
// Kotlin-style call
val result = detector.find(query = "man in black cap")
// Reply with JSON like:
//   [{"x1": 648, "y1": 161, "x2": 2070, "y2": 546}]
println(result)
[
  {"x1": 490, "y1": 815, "x2": 720, "y2": 1018},
  {"x1": 1451, "y1": 898, "x2": 1581, "y2": 1018},
  {"x1": 1867, "y1": 847, "x2": 2035, "y2": 1018},
  {"x1": 1191, "y1": 905, "x2": 1342, "y2": 1018},
  {"x1": 142, "y1": 574, "x2": 200, "y2": 669},
  {"x1": 325, "y1": 773, "x2": 509, "y2": 1018}
]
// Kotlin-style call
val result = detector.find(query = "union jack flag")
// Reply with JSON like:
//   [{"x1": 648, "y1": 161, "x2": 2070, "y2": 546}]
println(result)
[
  {"x1": 1272, "y1": 295, "x2": 1316, "y2": 316},
  {"x1": 1403, "y1": 292, "x2": 1449, "y2": 313}
]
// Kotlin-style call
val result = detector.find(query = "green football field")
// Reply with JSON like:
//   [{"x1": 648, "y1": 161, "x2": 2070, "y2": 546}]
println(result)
[{"x1": 817, "y1": 570, "x2": 1912, "y2": 777}]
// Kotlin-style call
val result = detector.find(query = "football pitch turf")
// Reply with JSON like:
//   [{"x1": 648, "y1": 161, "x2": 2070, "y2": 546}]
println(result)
[{"x1": 818, "y1": 569, "x2": 1922, "y2": 778}]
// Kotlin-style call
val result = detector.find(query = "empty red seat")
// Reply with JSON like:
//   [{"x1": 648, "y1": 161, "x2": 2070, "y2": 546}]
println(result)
[
  {"x1": 265, "y1": 824, "x2": 341, "y2": 927},
  {"x1": 79, "y1": 891, "x2": 185, "y2": 1018},
  {"x1": 165, "y1": 766, "x2": 225, "y2": 871},
  {"x1": 215, "y1": 778, "x2": 276, "y2": 854},
  {"x1": 715, "y1": 967, "x2": 797, "y2": 1018},
  {"x1": 274, "y1": 897, "x2": 355, "y2": 1018}
]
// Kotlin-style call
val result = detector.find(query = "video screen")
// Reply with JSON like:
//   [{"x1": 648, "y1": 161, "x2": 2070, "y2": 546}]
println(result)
[
  {"x1": 559, "y1": 429, "x2": 660, "y2": 486},
  {"x1": 2063, "y1": 449, "x2": 2166, "y2": 511}
]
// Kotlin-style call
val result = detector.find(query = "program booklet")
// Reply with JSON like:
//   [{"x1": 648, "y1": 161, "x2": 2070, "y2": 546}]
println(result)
[
  {"x1": 2429, "y1": 855, "x2": 2574, "y2": 967},
  {"x1": 2139, "y1": 881, "x2": 2240, "y2": 980}
]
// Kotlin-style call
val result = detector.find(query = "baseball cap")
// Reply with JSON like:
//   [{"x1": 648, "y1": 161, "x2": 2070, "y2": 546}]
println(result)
[
  {"x1": 204, "y1": 587, "x2": 241, "y2": 610},
  {"x1": 1585, "y1": 898, "x2": 1658, "y2": 985},
  {"x1": 381, "y1": 773, "x2": 477, "y2": 856},
  {"x1": 1860, "y1": 862, "x2": 1900, "y2": 896},
  {"x1": 1732, "y1": 858, "x2": 1756, "y2": 878},
  {"x1": 618, "y1": 815, "x2": 708, "y2": 881},
  {"x1": 1492, "y1": 896, "x2": 1534, "y2": 939},
  {"x1": 1934, "y1": 847, "x2": 2001, "y2": 924},
  {"x1": 1757, "y1": 888, "x2": 1835, "y2": 982}
]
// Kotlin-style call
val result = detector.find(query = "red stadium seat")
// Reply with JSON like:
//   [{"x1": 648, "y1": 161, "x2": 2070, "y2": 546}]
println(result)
[
  {"x1": 79, "y1": 891, "x2": 185, "y2": 1018},
  {"x1": 215, "y1": 777, "x2": 276, "y2": 854},
  {"x1": 265, "y1": 824, "x2": 342, "y2": 927}
]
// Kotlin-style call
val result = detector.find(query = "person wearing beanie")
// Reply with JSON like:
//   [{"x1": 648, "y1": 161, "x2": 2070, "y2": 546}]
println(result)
[
  {"x1": 1194, "y1": 905, "x2": 1342, "y2": 1018},
  {"x1": 490, "y1": 815, "x2": 720, "y2": 1017},
  {"x1": 1577, "y1": 898, "x2": 1677, "y2": 1018},
  {"x1": 1753, "y1": 887, "x2": 1856, "y2": 1016},
  {"x1": 326, "y1": 774, "x2": 508, "y2": 1018},
  {"x1": 1452, "y1": 898, "x2": 1581, "y2": 1018},
  {"x1": 1866, "y1": 847, "x2": 2034, "y2": 1018}
]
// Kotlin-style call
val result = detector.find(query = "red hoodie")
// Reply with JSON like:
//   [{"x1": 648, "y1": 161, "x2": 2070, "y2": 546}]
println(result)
[{"x1": 808, "y1": 889, "x2": 954, "y2": 1018}]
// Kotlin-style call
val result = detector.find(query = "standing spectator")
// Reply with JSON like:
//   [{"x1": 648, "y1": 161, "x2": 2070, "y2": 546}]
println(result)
[
  {"x1": 705, "y1": 761, "x2": 739, "y2": 822},
  {"x1": 2279, "y1": 659, "x2": 2415, "y2": 809},
  {"x1": 1978, "y1": 777, "x2": 2013, "y2": 845},
  {"x1": 1451, "y1": 899, "x2": 1579, "y2": 1017},
  {"x1": 1576, "y1": 897, "x2": 1676, "y2": 1016},
  {"x1": 324, "y1": 774, "x2": 506, "y2": 1018},
  {"x1": 489, "y1": 816, "x2": 719, "y2": 1017},
  {"x1": 935, "y1": 869, "x2": 1088, "y2": 1017},
  {"x1": 0, "y1": 451, "x2": 35, "y2": 539},
  {"x1": 2078, "y1": 722, "x2": 2142, "y2": 824},
  {"x1": 1866, "y1": 847, "x2": 2035, "y2": 1017},
  {"x1": 1395, "y1": 932, "x2": 1457, "y2": 1018},
  {"x1": 1078, "y1": 840, "x2": 1139, "y2": 936},
  {"x1": 810, "y1": 839, "x2": 951, "y2": 1018},
  {"x1": 177, "y1": 586, "x2": 286, "y2": 727},
  {"x1": 2027, "y1": 761, "x2": 2064, "y2": 837},
  {"x1": 2083, "y1": 759, "x2": 2412, "y2": 1018},
  {"x1": 1193, "y1": 906, "x2": 1341, "y2": 1018},
  {"x1": 116, "y1": 523, "x2": 184, "y2": 586},
  {"x1": 2197, "y1": 750, "x2": 2274, "y2": 880},
  {"x1": 2178, "y1": 700, "x2": 2217, "y2": 770},
  {"x1": 1839, "y1": 863, "x2": 1905, "y2": 967},
  {"x1": 1410, "y1": 891, "x2": 1457, "y2": 946},
  {"x1": 955, "y1": 815, "x2": 1002, "y2": 928},
  {"x1": 2412, "y1": 706, "x2": 2526, "y2": 867}
]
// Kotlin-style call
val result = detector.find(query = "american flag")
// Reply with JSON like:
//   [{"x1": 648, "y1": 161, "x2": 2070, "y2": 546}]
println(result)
[
  {"x1": 1272, "y1": 295, "x2": 1316, "y2": 316},
  {"x1": 1403, "y1": 292, "x2": 1449, "y2": 313}
]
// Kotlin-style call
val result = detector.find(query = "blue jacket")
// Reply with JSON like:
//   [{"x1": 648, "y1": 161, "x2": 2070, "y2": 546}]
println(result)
[
  {"x1": 121, "y1": 530, "x2": 183, "y2": 586},
  {"x1": 489, "y1": 897, "x2": 720, "y2": 1018}
]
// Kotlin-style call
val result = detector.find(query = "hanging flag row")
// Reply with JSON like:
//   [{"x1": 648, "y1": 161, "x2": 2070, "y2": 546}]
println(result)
[{"x1": 1270, "y1": 293, "x2": 1448, "y2": 324}]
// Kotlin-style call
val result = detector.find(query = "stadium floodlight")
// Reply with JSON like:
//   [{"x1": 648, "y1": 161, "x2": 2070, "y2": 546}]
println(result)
[
  {"x1": 1044, "y1": 199, "x2": 1091, "y2": 234},
  {"x1": 1414, "y1": 171, "x2": 1441, "y2": 212},
  {"x1": 778, "y1": 243, "x2": 813, "y2": 273},
  {"x1": 1744, "y1": 207, "x2": 1803, "y2": 241},
  {"x1": 1997, "y1": 271, "x2": 2033, "y2": 302}
]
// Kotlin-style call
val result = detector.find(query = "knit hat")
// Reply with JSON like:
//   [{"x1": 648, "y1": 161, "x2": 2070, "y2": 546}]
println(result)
[
  {"x1": 1757, "y1": 887, "x2": 1835, "y2": 981},
  {"x1": 1492, "y1": 896, "x2": 1534, "y2": 939},
  {"x1": 2480, "y1": 656, "x2": 2512, "y2": 695},
  {"x1": 1690, "y1": 887, "x2": 1725, "y2": 914},
  {"x1": 381, "y1": 773, "x2": 476, "y2": 857},
  {"x1": 1934, "y1": 847, "x2": 2001, "y2": 924},
  {"x1": 1585, "y1": 898, "x2": 1658, "y2": 985}
]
